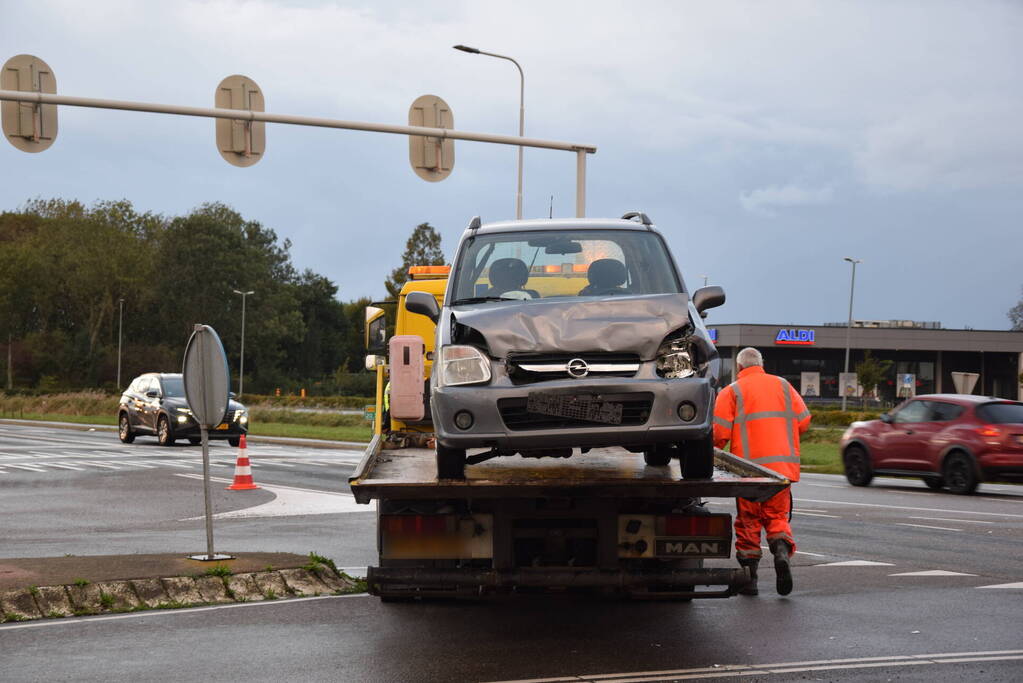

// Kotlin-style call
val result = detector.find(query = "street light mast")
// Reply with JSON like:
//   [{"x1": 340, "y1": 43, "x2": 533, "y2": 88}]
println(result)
[
  {"x1": 841, "y1": 258, "x2": 862, "y2": 411},
  {"x1": 232, "y1": 289, "x2": 255, "y2": 397},
  {"x1": 454, "y1": 44, "x2": 525, "y2": 219}
]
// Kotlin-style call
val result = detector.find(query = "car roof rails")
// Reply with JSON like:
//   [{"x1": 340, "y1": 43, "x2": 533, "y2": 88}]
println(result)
[
  {"x1": 621, "y1": 211, "x2": 652, "y2": 227},
  {"x1": 467, "y1": 215, "x2": 482, "y2": 231}
]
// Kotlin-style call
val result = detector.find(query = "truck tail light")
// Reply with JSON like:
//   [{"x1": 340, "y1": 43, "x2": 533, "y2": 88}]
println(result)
[
  {"x1": 663, "y1": 514, "x2": 729, "y2": 537},
  {"x1": 380, "y1": 514, "x2": 493, "y2": 560}
]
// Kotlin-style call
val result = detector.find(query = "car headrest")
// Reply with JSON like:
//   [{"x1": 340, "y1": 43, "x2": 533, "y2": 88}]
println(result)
[
  {"x1": 587, "y1": 258, "x2": 627, "y2": 288},
  {"x1": 489, "y1": 258, "x2": 529, "y2": 290}
]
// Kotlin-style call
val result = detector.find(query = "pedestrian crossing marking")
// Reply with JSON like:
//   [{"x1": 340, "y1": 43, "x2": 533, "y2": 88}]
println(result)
[{"x1": 889, "y1": 570, "x2": 977, "y2": 577}]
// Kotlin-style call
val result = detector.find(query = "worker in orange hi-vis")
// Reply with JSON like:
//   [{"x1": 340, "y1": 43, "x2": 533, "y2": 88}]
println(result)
[{"x1": 713, "y1": 347, "x2": 811, "y2": 596}]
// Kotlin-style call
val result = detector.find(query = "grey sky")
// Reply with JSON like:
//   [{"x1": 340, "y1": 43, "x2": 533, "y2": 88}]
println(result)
[{"x1": 3, "y1": 0, "x2": 1021, "y2": 330}]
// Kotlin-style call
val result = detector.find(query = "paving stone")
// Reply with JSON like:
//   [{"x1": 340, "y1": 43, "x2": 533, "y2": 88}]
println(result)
[
  {"x1": 278, "y1": 568, "x2": 328, "y2": 597},
  {"x1": 1, "y1": 589, "x2": 41, "y2": 621},
  {"x1": 94, "y1": 581, "x2": 141, "y2": 612},
  {"x1": 252, "y1": 571, "x2": 290, "y2": 599},
  {"x1": 131, "y1": 578, "x2": 171, "y2": 608},
  {"x1": 66, "y1": 583, "x2": 104, "y2": 615},
  {"x1": 193, "y1": 576, "x2": 233, "y2": 604},
  {"x1": 160, "y1": 577, "x2": 204, "y2": 606},
  {"x1": 33, "y1": 586, "x2": 74, "y2": 618},
  {"x1": 313, "y1": 567, "x2": 357, "y2": 593},
  {"x1": 225, "y1": 574, "x2": 263, "y2": 602}
]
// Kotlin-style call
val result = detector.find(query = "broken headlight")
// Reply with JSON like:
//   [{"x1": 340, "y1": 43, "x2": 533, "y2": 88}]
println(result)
[{"x1": 656, "y1": 337, "x2": 696, "y2": 379}]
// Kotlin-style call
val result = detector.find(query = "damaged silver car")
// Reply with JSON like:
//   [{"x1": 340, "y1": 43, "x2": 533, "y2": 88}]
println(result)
[{"x1": 406, "y1": 212, "x2": 725, "y2": 479}]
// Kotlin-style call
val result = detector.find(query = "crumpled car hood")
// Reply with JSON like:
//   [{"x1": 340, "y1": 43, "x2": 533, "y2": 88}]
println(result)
[{"x1": 451, "y1": 293, "x2": 691, "y2": 360}]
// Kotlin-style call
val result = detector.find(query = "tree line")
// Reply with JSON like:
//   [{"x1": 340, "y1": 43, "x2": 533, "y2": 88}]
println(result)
[{"x1": 0, "y1": 198, "x2": 441, "y2": 396}]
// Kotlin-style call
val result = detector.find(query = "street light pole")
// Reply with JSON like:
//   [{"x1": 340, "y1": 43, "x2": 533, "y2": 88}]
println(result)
[
  {"x1": 841, "y1": 257, "x2": 862, "y2": 411},
  {"x1": 454, "y1": 44, "x2": 525, "y2": 219},
  {"x1": 117, "y1": 298, "x2": 124, "y2": 389},
  {"x1": 232, "y1": 289, "x2": 254, "y2": 397}
]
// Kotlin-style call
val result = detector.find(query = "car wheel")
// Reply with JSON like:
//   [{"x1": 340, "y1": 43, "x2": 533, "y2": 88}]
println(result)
[
  {"x1": 643, "y1": 446, "x2": 672, "y2": 467},
  {"x1": 228, "y1": 437, "x2": 240, "y2": 447},
  {"x1": 157, "y1": 416, "x2": 175, "y2": 447},
  {"x1": 843, "y1": 445, "x2": 874, "y2": 487},
  {"x1": 188, "y1": 437, "x2": 201, "y2": 446},
  {"x1": 118, "y1": 413, "x2": 135, "y2": 444},
  {"x1": 942, "y1": 451, "x2": 979, "y2": 494},
  {"x1": 922, "y1": 476, "x2": 945, "y2": 490},
  {"x1": 436, "y1": 445, "x2": 467, "y2": 480},
  {"x1": 679, "y1": 436, "x2": 714, "y2": 480}
]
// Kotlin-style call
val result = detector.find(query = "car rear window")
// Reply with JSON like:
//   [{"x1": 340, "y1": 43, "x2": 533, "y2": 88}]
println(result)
[{"x1": 976, "y1": 402, "x2": 1023, "y2": 424}]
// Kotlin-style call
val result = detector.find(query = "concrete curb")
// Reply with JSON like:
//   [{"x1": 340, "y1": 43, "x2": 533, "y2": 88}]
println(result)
[{"x1": 0, "y1": 568, "x2": 361, "y2": 622}]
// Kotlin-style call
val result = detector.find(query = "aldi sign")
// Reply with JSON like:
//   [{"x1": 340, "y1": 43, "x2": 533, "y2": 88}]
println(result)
[{"x1": 775, "y1": 328, "x2": 815, "y2": 345}]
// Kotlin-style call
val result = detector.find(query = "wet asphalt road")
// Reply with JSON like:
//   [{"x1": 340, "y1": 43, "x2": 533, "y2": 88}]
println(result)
[{"x1": 1, "y1": 421, "x2": 1022, "y2": 682}]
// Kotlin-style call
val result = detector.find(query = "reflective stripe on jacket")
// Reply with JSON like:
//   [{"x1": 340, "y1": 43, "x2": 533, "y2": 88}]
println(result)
[{"x1": 712, "y1": 366, "x2": 811, "y2": 481}]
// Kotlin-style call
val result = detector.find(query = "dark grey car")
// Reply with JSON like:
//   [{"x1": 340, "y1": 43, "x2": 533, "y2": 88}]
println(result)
[
  {"x1": 406, "y1": 213, "x2": 726, "y2": 479},
  {"x1": 118, "y1": 372, "x2": 248, "y2": 446}
]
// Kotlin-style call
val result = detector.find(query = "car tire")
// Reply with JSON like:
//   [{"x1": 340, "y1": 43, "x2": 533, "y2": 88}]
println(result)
[
  {"x1": 942, "y1": 451, "x2": 979, "y2": 494},
  {"x1": 436, "y1": 445, "x2": 467, "y2": 480},
  {"x1": 188, "y1": 437, "x2": 201, "y2": 446},
  {"x1": 157, "y1": 416, "x2": 175, "y2": 447},
  {"x1": 643, "y1": 447, "x2": 673, "y2": 467},
  {"x1": 843, "y1": 445, "x2": 874, "y2": 487},
  {"x1": 228, "y1": 437, "x2": 240, "y2": 447},
  {"x1": 922, "y1": 476, "x2": 945, "y2": 490},
  {"x1": 118, "y1": 413, "x2": 135, "y2": 444},
  {"x1": 679, "y1": 436, "x2": 714, "y2": 480}
]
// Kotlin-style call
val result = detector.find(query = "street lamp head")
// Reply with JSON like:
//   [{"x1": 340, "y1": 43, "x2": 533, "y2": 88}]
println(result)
[
  {"x1": 843, "y1": 257, "x2": 862, "y2": 264},
  {"x1": 453, "y1": 44, "x2": 480, "y2": 54},
  {"x1": 232, "y1": 289, "x2": 255, "y2": 296}
]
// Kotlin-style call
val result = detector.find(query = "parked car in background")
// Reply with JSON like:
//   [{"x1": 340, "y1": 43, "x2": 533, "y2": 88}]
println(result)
[
  {"x1": 840, "y1": 394, "x2": 1023, "y2": 494},
  {"x1": 118, "y1": 372, "x2": 248, "y2": 447}
]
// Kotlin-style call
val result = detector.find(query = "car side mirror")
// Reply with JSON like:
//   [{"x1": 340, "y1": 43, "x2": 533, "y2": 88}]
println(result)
[
  {"x1": 693, "y1": 285, "x2": 726, "y2": 314},
  {"x1": 146, "y1": 390, "x2": 158, "y2": 398},
  {"x1": 405, "y1": 291, "x2": 440, "y2": 323},
  {"x1": 880, "y1": 413, "x2": 892, "y2": 424}
]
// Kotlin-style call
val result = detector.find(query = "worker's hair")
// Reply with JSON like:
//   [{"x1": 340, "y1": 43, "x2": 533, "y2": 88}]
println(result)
[{"x1": 736, "y1": 347, "x2": 763, "y2": 369}]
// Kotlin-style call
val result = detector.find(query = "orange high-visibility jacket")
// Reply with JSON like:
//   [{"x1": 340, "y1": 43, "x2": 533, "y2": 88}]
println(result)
[{"x1": 713, "y1": 365, "x2": 811, "y2": 481}]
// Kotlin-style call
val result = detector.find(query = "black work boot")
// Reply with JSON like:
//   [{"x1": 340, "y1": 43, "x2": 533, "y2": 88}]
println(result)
[
  {"x1": 769, "y1": 539, "x2": 793, "y2": 596},
  {"x1": 737, "y1": 558, "x2": 759, "y2": 596}
]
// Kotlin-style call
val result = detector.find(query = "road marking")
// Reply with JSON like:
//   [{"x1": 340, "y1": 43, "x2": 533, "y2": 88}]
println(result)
[
  {"x1": 175, "y1": 473, "x2": 366, "y2": 518},
  {"x1": 795, "y1": 497, "x2": 1023, "y2": 519},
  {"x1": 797, "y1": 508, "x2": 830, "y2": 513},
  {"x1": 45, "y1": 462, "x2": 85, "y2": 470},
  {"x1": 794, "y1": 511, "x2": 840, "y2": 518},
  {"x1": 909, "y1": 515, "x2": 994, "y2": 525},
  {"x1": 895, "y1": 522, "x2": 961, "y2": 531},
  {"x1": 889, "y1": 570, "x2": 976, "y2": 577},
  {"x1": 815, "y1": 560, "x2": 894, "y2": 567},
  {"x1": 483, "y1": 650, "x2": 1023, "y2": 683},
  {"x1": 976, "y1": 581, "x2": 1023, "y2": 589},
  {"x1": 81, "y1": 461, "x2": 120, "y2": 469},
  {"x1": 7, "y1": 463, "x2": 46, "y2": 472}
]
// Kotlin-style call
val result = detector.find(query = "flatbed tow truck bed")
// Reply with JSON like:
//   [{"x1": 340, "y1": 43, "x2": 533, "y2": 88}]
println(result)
[{"x1": 349, "y1": 438, "x2": 789, "y2": 599}]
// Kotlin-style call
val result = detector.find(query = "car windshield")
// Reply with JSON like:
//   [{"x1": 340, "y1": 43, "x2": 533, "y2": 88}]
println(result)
[
  {"x1": 977, "y1": 402, "x2": 1023, "y2": 424},
  {"x1": 450, "y1": 229, "x2": 681, "y2": 304},
  {"x1": 162, "y1": 376, "x2": 185, "y2": 398}
]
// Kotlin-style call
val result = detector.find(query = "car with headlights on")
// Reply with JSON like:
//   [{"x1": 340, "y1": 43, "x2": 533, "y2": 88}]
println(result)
[
  {"x1": 118, "y1": 372, "x2": 248, "y2": 446},
  {"x1": 840, "y1": 394, "x2": 1023, "y2": 494},
  {"x1": 404, "y1": 212, "x2": 726, "y2": 479}
]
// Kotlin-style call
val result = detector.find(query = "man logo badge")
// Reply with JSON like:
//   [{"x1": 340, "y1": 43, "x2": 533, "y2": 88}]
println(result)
[
  {"x1": 656, "y1": 540, "x2": 726, "y2": 557},
  {"x1": 566, "y1": 358, "x2": 589, "y2": 378}
]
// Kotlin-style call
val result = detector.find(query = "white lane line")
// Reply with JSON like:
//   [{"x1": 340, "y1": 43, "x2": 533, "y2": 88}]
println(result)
[
  {"x1": 794, "y1": 512, "x2": 841, "y2": 518},
  {"x1": 482, "y1": 650, "x2": 1023, "y2": 683},
  {"x1": 977, "y1": 581, "x2": 1023, "y2": 589},
  {"x1": 259, "y1": 461, "x2": 296, "y2": 467},
  {"x1": 895, "y1": 522, "x2": 961, "y2": 532},
  {"x1": 795, "y1": 497, "x2": 1023, "y2": 519},
  {"x1": 909, "y1": 516, "x2": 994, "y2": 525},
  {"x1": 815, "y1": 560, "x2": 894, "y2": 567},
  {"x1": 121, "y1": 460, "x2": 156, "y2": 468},
  {"x1": 7, "y1": 463, "x2": 47, "y2": 472},
  {"x1": 44, "y1": 462, "x2": 85, "y2": 471},
  {"x1": 889, "y1": 570, "x2": 976, "y2": 577},
  {"x1": 797, "y1": 508, "x2": 830, "y2": 513},
  {"x1": 799, "y1": 482, "x2": 845, "y2": 489},
  {"x1": 81, "y1": 461, "x2": 120, "y2": 470}
]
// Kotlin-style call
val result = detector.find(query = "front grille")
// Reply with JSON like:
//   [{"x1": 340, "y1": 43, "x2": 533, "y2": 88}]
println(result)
[
  {"x1": 498, "y1": 392, "x2": 653, "y2": 430},
  {"x1": 507, "y1": 352, "x2": 641, "y2": 384}
]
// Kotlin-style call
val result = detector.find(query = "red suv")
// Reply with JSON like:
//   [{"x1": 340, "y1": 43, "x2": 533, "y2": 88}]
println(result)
[{"x1": 840, "y1": 394, "x2": 1023, "y2": 494}]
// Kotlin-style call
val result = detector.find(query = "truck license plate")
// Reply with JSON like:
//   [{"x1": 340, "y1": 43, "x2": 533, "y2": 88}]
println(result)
[{"x1": 526, "y1": 393, "x2": 623, "y2": 425}]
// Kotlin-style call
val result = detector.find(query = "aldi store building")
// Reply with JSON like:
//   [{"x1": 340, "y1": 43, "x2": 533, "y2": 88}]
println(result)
[{"x1": 709, "y1": 323, "x2": 1023, "y2": 402}]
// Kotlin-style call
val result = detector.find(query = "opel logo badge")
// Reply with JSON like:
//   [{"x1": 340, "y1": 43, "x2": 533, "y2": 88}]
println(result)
[{"x1": 566, "y1": 358, "x2": 589, "y2": 378}]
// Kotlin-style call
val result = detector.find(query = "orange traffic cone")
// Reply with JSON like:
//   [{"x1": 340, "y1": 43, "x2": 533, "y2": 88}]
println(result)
[{"x1": 226, "y1": 434, "x2": 259, "y2": 490}]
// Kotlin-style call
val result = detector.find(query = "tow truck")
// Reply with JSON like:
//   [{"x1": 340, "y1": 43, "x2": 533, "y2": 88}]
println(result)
[{"x1": 349, "y1": 215, "x2": 789, "y2": 600}]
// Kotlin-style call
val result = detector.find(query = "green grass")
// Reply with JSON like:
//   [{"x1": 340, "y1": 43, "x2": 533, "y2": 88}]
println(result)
[
  {"x1": 800, "y1": 441, "x2": 843, "y2": 474},
  {"x1": 203, "y1": 565, "x2": 233, "y2": 578},
  {"x1": 1, "y1": 413, "x2": 116, "y2": 425},
  {"x1": 246, "y1": 421, "x2": 372, "y2": 443}
]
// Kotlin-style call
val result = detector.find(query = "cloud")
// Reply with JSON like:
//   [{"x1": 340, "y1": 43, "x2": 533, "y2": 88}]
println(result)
[{"x1": 739, "y1": 184, "x2": 835, "y2": 215}]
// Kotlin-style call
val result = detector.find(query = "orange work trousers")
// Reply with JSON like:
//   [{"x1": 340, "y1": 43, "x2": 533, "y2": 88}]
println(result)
[{"x1": 735, "y1": 488, "x2": 796, "y2": 560}]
